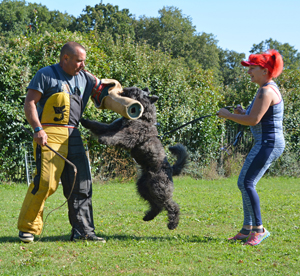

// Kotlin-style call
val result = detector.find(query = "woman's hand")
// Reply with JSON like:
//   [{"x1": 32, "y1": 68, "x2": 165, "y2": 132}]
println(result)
[
  {"x1": 234, "y1": 104, "x2": 246, "y2": 115},
  {"x1": 217, "y1": 108, "x2": 232, "y2": 119}
]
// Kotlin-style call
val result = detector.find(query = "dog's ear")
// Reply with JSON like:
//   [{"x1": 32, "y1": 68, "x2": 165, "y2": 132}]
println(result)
[
  {"x1": 149, "y1": 95, "x2": 159, "y2": 104},
  {"x1": 142, "y1": 87, "x2": 150, "y2": 95}
]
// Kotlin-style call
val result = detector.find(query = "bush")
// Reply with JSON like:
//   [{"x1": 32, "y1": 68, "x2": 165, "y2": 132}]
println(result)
[
  {"x1": 1, "y1": 30, "x2": 300, "y2": 181},
  {"x1": 0, "y1": 31, "x2": 224, "y2": 181}
]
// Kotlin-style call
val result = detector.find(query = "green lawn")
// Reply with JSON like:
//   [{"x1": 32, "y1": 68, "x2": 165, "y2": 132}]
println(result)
[{"x1": 0, "y1": 176, "x2": 299, "y2": 275}]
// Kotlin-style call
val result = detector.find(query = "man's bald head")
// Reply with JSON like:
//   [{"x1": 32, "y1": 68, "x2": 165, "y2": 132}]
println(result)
[
  {"x1": 59, "y1": 42, "x2": 86, "y2": 76},
  {"x1": 60, "y1": 42, "x2": 86, "y2": 61}
]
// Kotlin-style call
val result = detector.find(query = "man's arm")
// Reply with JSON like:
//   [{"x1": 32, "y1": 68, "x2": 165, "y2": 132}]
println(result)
[{"x1": 24, "y1": 89, "x2": 48, "y2": 146}]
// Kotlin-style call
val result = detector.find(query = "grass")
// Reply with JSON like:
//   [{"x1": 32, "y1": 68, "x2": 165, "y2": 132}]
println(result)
[{"x1": 0, "y1": 176, "x2": 299, "y2": 275}]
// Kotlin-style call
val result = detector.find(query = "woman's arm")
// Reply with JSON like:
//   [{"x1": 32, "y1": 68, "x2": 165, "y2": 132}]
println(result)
[{"x1": 217, "y1": 87, "x2": 274, "y2": 126}]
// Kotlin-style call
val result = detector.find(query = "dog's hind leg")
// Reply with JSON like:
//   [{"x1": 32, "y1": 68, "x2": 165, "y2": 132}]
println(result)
[
  {"x1": 142, "y1": 199, "x2": 163, "y2": 221},
  {"x1": 164, "y1": 199, "x2": 180, "y2": 230},
  {"x1": 152, "y1": 174, "x2": 180, "y2": 230},
  {"x1": 136, "y1": 174, "x2": 163, "y2": 221}
]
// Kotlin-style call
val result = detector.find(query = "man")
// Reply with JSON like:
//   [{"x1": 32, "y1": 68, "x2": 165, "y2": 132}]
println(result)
[{"x1": 18, "y1": 41, "x2": 106, "y2": 243}]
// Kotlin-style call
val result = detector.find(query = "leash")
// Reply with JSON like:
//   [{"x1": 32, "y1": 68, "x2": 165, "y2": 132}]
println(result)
[
  {"x1": 220, "y1": 125, "x2": 244, "y2": 154},
  {"x1": 158, "y1": 106, "x2": 244, "y2": 154},
  {"x1": 159, "y1": 106, "x2": 235, "y2": 138},
  {"x1": 19, "y1": 120, "x2": 77, "y2": 242}
]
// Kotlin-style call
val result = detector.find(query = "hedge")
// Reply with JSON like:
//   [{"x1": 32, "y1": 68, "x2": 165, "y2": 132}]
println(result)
[
  {"x1": 0, "y1": 31, "x2": 224, "y2": 182},
  {"x1": 1, "y1": 31, "x2": 300, "y2": 181}
]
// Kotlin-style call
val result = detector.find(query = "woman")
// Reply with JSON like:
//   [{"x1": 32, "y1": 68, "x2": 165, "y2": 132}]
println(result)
[{"x1": 217, "y1": 49, "x2": 285, "y2": 246}]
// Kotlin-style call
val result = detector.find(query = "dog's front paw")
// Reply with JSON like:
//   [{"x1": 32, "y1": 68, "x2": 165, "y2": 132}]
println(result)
[
  {"x1": 80, "y1": 118, "x2": 89, "y2": 128},
  {"x1": 98, "y1": 136, "x2": 110, "y2": 145},
  {"x1": 98, "y1": 137, "x2": 105, "y2": 144}
]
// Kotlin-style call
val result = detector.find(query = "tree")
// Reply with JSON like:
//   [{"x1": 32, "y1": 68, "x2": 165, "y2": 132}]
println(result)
[
  {"x1": 72, "y1": 3, "x2": 135, "y2": 39},
  {"x1": 218, "y1": 49, "x2": 245, "y2": 86},
  {"x1": 250, "y1": 38, "x2": 300, "y2": 70},
  {"x1": 0, "y1": 0, "x2": 30, "y2": 36},
  {"x1": 134, "y1": 6, "x2": 196, "y2": 59},
  {"x1": 0, "y1": 0, "x2": 75, "y2": 37},
  {"x1": 189, "y1": 32, "x2": 220, "y2": 71},
  {"x1": 134, "y1": 7, "x2": 221, "y2": 75}
]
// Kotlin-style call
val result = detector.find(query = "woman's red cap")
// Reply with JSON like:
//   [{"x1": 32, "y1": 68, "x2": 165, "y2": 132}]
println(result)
[
  {"x1": 241, "y1": 49, "x2": 283, "y2": 78},
  {"x1": 241, "y1": 60, "x2": 259, "y2": 66}
]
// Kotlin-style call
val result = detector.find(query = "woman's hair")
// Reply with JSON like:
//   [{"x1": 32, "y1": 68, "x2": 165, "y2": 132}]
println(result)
[{"x1": 241, "y1": 49, "x2": 284, "y2": 78}]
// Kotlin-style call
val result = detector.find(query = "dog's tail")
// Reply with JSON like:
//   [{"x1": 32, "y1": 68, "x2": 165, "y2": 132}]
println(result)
[{"x1": 169, "y1": 144, "x2": 188, "y2": 176}]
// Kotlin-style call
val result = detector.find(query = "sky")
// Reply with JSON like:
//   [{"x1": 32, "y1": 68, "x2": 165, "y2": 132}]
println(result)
[{"x1": 31, "y1": 0, "x2": 300, "y2": 57}]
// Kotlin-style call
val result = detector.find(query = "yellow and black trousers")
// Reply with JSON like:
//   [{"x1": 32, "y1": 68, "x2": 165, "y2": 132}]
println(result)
[{"x1": 18, "y1": 91, "x2": 95, "y2": 237}]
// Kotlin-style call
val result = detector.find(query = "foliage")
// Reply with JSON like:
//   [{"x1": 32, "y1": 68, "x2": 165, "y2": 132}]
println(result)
[
  {"x1": 134, "y1": 6, "x2": 196, "y2": 59},
  {"x1": 218, "y1": 49, "x2": 246, "y2": 86},
  {"x1": 1, "y1": 1, "x2": 300, "y2": 180},
  {"x1": 0, "y1": 35, "x2": 32, "y2": 181},
  {"x1": 0, "y1": 0, "x2": 75, "y2": 38},
  {"x1": 275, "y1": 69, "x2": 300, "y2": 175},
  {"x1": 221, "y1": 68, "x2": 258, "y2": 108},
  {"x1": 72, "y1": 3, "x2": 135, "y2": 40},
  {"x1": 0, "y1": 30, "x2": 224, "y2": 181},
  {"x1": 189, "y1": 32, "x2": 221, "y2": 71},
  {"x1": 134, "y1": 6, "x2": 221, "y2": 77},
  {"x1": 1, "y1": 177, "x2": 300, "y2": 275}
]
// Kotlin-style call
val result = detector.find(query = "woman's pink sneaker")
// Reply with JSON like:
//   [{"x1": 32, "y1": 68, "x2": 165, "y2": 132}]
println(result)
[
  {"x1": 244, "y1": 228, "x2": 270, "y2": 246},
  {"x1": 228, "y1": 232, "x2": 250, "y2": 241}
]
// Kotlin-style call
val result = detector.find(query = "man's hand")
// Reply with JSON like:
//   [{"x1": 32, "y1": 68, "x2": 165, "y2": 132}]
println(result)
[{"x1": 34, "y1": 129, "x2": 48, "y2": 146}]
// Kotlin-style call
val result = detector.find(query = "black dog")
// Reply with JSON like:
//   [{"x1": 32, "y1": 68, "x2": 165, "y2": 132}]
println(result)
[{"x1": 81, "y1": 87, "x2": 188, "y2": 229}]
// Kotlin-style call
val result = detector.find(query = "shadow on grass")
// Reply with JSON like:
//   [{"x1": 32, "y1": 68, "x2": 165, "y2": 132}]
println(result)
[
  {"x1": 0, "y1": 234, "x2": 71, "y2": 243},
  {"x1": 0, "y1": 233, "x2": 223, "y2": 244},
  {"x1": 102, "y1": 234, "x2": 223, "y2": 243}
]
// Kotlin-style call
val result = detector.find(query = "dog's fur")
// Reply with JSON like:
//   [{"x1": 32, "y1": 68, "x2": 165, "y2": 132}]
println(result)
[{"x1": 80, "y1": 87, "x2": 188, "y2": 230}]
